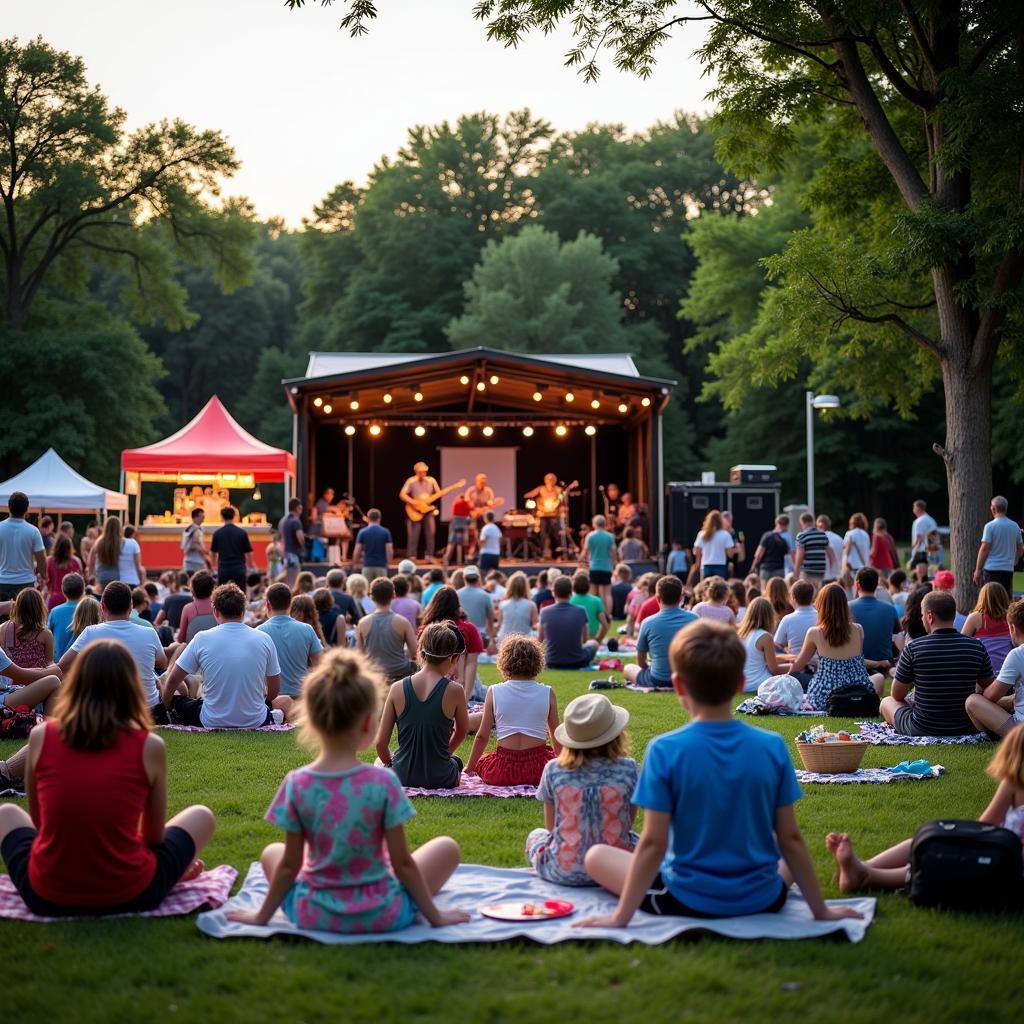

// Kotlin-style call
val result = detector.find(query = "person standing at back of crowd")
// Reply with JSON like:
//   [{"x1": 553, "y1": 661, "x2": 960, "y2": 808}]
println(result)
[
  {"x1": 792, "y1": 512, "x2": 834, "y2": 592},
  {"x1": 909, "y1": 499, "x2": 937, "y2": 562},
  {"x1": 869, "y1": 518, "x2": 899, "y2": 578},
  {"x1": 278, "y1": 499, "x2": 305, "y2": 587},
  {"x1": 45, "y1": 534, "x2": 82, "y2": 611},
  {"x1": 181, "y1": 508, "x2": 210, "y2": 576},
  {"x1": 0, "y1": 492, "x2": 46, "y2": 604},
  {"x1": 353, "y1": 508, "x2": 393, "y2": 583},
  {"x1": 721, "y1": 511, "x2": 744, "y2": 578},
  {"x1": 842, "y1": 513, "x2": 872, "y2": 575},
  {"x1": 750, "y1": 515, "x2": 791, "y2": 583},
  {"x1": 689, "y1": 510, "x2": 736, "y2": 582},
  {"x1": 816, "y1": 515, "x2": 844, "y2": 584},
  {"x1": 478, "y1": 511, "x2": 503, "y2": 574},
  {"x1": 974, "y1": 496, "x2": 1022, "y2": 597},
  {"x1": 210, "y1": 506, "x2": 254, "y2": 590},
  {"x1": 583, "y1": 515, "x2": 617, "y2": 614}
]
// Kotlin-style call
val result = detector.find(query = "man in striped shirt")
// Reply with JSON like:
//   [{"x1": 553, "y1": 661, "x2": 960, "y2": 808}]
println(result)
[
  {"x1": 881, "y1": 590, "x2": 994, "y2": 736},
  {"x1": 791, "y1": 512, "x2": 835, "y2": 592}
]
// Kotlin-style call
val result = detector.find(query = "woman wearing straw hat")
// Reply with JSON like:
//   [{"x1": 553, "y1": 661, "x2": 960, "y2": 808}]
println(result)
[{"x1": 525, "y1": 693, "x2": 638, "y2": 886}]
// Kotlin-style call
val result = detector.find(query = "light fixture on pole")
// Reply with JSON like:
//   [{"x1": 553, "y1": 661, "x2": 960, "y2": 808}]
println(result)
[{"x1": 805, "y1": 391, "x2": 840, "y2": 517}]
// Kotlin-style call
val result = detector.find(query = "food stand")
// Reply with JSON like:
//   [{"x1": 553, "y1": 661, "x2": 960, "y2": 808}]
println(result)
[{"x1": 120, "y1": 396, "x2": 295, "y2": 570}]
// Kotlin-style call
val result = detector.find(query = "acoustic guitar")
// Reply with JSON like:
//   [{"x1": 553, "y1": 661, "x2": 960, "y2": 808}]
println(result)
[
  {"x1": 469, "y1": 497, "x2": 505, "y2": 521},
  {"x1": 536, "y1": 480, "x2": 578, "y2": 517},
  {"x1": 404, "y1": 479, "x2": 467, "y2": 522}
]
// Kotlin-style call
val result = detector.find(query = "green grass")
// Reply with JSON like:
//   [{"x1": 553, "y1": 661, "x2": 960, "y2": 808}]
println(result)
[{"x1": 3, "y1": 660, "x2": 1023, "y2": 1024}]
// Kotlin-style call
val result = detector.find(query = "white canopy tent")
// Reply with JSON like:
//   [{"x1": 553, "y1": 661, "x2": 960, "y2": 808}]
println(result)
[{"x1": 0, "y1": 449, "x2": 128, "y2": 516}]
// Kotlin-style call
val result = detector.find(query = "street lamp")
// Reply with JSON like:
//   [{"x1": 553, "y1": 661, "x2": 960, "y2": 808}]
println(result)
[{"x1": 806, "y1": 391, "x2": 841, "y2": 517}]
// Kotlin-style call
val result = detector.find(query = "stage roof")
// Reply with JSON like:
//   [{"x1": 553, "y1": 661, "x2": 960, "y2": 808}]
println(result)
[
  {"x1": 121, "y1": 396, "x2": 296, "y2": 480},
  {"x1": 0, "y1": 448, "x2": 128, "y2": 512}
]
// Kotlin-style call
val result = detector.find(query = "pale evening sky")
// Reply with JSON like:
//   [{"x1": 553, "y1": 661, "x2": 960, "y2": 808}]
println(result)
[{"x1": 5, "y1": 0, "x2": 715, "y2": 225}]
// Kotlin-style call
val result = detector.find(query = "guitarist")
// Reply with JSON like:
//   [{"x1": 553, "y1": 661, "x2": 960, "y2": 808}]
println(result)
[
  {"x1": 399, "y1": 462, "x2": 442, "y2": 561},
  {"x1": 464, "y1": 473, "x2": 498, "y2": 557},
  {"x1": 524, "y1": 473, "x2": 568, "y2": 560}
]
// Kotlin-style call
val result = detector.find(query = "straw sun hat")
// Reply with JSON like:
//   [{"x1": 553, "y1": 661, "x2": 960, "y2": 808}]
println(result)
[{"x1": 554, "y1": 693, "x2": 630, "y2": 750}]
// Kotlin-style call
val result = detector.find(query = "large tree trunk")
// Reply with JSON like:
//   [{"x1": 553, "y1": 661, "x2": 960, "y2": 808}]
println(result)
[{"x1": 937, "y1": 351, "x2": 993, "y2": 613}]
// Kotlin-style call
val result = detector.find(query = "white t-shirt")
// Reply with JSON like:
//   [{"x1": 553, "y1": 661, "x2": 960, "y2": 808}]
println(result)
[
  {"x1": 823, "y1": 531, "x2": 843, "y2": 581},
  {"x1": 693, "y1": 529, "x2": 734, "y2": 566},
  {"x1": 176, "y1": 621, "x2": 280, "y2": 729},
  {"x1": 911, "y1": 513, "x2": 937, "y2": 552},
  {"x1": 71, "y1": 619, "x2": 164, "y2": 706},
  {"x1": 119, "y1": 537, "x2": 142, "y2": 585},
  {"x1": 480, "y1": 522, "x2": 502, "y2": 556},
  {"x1": 843, "y1": 528, "x2": 871, "y2": 570},
  {"x1": 0, "y1": 518, "x2": 43, "y2": 584},
  {"x1": 996, "y1": 645, "x2": 1024, "y2": 723}
]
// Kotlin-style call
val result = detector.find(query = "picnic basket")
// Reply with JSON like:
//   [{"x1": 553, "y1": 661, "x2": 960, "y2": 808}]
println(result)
[{"x1": 795, "y1": 740, "x2": 868, "y2": 774}]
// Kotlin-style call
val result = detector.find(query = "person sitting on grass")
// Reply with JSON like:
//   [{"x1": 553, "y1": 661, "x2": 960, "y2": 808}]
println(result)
[
  {"x1": 570, "y1": 571, "x2": 609, "y2": 643},
  {"x1": 881, "y1": 590, "x2": 994, "y2": 736},
  {"x1": 227, "y1": 648, "x2": 470, "y2": 933},
  {"x1": 163, "y1": 583, "x2": 283, "y2": 728},
  {"x1": 611, "y1": 563, "x2": 633, "y2": 620},
  {"x1": 826, "y1": 721, "x2": 1024, "y2": 894},
  {"x1": 0, "y1": 640, "x2": 215, "y2": 916},
  {"x1": 774, "y1": 580, "x2": 818, "y2": 688},
  {"x1": 625, "y1": 575, "x2": 696, "y2": 690},
  {"x1": 849, "y1": 567, "x2": 903, "y2": 675},
  {"x1": 738, "y1": 597, "x2": 794, "y2": 693},
  {"x1": 961, "y1": 581, "x2": 1013, "y2": 673},
  {"x1": 47, "y1": 571, "x2": 85, "y2": 661},
  {"x1": 176, "y1": 570, "x2": 216, "y2": 643},
  {"x1": 692, "y1": 577, "x2": 736, "y2": 626},
  {"x1": 0, "y1": 625, "x2": 62, "y2": 717},
  {"x1": 356, "y1": 577, "x2": 419, "y2": 683},
  {"x1": 465, "y1": 635, "x2": 560, "y2": 786},
  {"x1": 313, "y1": 588, "x2": 341, "y2": 646},
  {"x1": 62, "y1": 581, "x2": 166, "y2": 723},
  {"x1": 375, "y1": 621, "x2": 470, "y2": 789},
  {"x1": 526, "y1": 693, "x2": 638, "y2": 886},
  {"x1": 326, "y1": 569, "x2": 363, "y2": 626},
  {"x1": 256, "y1": 584, "x2": 324, "y2": 709},
  {"x1": 965, "y1": 599, "x2": 1024, "y2": 738},
  {"x1": 576, "y1": 620, "x2": 862, "y2": 928},
  {"x1": 538, "y1": 575, "x2": 599, "y2": 670}
]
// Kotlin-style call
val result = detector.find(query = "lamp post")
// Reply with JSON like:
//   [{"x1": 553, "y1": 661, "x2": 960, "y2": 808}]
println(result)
[{"x1": 806, "y1": 391, "x2": 841, "y2": 517}]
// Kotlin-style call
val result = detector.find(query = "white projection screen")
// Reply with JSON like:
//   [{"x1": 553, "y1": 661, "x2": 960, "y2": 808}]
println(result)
[{"x1": 439, "y1": 447, "x2": 516, "y2": 521}]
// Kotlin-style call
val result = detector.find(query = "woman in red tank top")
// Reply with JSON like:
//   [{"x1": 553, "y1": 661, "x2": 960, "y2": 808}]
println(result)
[{"x1": 0, "y1": 640, "x2": 216, "y2": 916}]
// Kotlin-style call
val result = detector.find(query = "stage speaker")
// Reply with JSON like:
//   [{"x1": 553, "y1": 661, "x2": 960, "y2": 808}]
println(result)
[
  {"x1": 729, "y1": 464, "x2": 778, "y2": 484},
  {"x1": 666, "y1": 484, "x2": 727, "y2": 548}
]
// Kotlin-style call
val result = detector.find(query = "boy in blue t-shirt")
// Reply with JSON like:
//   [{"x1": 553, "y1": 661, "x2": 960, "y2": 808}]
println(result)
[
  {"x1": 47, "y1": 571, "x2": 85, "y2": 660},
  {"x1": 578, "y1": 620, "x2": 862, "y2": 927}
]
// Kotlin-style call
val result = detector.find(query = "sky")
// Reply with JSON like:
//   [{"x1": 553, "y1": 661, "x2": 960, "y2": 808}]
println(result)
[{"x1": 5, "y1": 0, "x2": 715, "y2": 225}]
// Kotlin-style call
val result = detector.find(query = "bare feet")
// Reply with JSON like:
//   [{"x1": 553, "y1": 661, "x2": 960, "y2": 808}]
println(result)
[{"x1": 827, "y1": 833, "x2": 869, "y2": 893}]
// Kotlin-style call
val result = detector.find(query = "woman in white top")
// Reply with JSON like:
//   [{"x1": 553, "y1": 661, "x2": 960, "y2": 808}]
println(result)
[
  {"x1": 689, "y1": 509, "x2": 737, "y2": 582},
  {"x1": 119, "y1": 527, "x2": 144, "y2": 586},
  {"x1": 496, "y1": 571, "x2": 538, "y2": 641},
  {"x1": 737, "y1": 597, "x2": 792, "y2": 692},
  {"x1": 465, "y1": 635, "x2": 559, "y2": 786},
  {"x1": 842, "y1": 512, "x2": 872, "y2": 573}
]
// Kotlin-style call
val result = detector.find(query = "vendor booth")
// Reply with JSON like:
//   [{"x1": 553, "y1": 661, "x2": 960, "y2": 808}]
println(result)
[
  {"x1": 0, "y1": 448, "x2": 128, "y2": 517},
  {"x1": 120, "y1": 396, "x2": 295, "y2": 570}
]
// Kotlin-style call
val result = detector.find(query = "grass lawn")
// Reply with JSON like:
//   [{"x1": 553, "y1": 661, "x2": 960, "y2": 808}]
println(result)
[{"x1": 3, "y1": 658, "x2": 1022, "y2": 1024}]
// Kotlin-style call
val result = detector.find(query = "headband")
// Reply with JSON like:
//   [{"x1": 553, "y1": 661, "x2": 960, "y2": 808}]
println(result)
[{"x1": 421, "y1": 621, "x2": 466, "y2": 659}]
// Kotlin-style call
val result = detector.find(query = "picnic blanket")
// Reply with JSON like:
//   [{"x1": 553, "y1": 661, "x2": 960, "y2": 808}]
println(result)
[
  {"x1": 158, "y1": 723, "x2": 296, "y2": 733},
  {"x1": 795, "y1": 765, "x2": 945, "y2": 785},
  {"x1": 404, "y1": 775, "x2": 536, "y2": 798},
  {"x1": 857, "y1": 722, "x2": 992, "y2": 746},
  {"x1": 736, "y1": 698, "x2": 825, "y2": 717},
  {"x1": 0, "y1": 865, "x2": 237, "y2": 922},
  {"x1": 198, "y1": 862, "x2": 875, "y2": 945}
]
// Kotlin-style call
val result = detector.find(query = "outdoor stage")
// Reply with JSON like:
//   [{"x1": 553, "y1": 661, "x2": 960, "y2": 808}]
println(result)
[{"x1": 284, "y1": 347, "x2": 676, "y2": 560}]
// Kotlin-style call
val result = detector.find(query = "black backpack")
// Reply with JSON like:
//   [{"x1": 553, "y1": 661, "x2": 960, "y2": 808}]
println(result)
[
  {"x1": 908, "y1": 819, "x2": 1024, "y2": 912},
  {"x1": 826, "y1": 684, "x2": 880, "y2": 718}
]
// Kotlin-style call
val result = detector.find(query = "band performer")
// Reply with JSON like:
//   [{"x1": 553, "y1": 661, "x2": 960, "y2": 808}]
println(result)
[
  {"x1": 399, "y1": 462, "x2": 441, "y2": 561},
  {"x1": 524, "y1": 473, "x2": 567, "y2": 560},
  {"x1": 464, "y1": 473, "x2": 496, "y2": 557}
]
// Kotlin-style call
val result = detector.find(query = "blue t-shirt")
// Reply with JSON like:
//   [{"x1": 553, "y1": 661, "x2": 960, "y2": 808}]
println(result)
[
  {"x1": 633, "y1": 720, "x2": 802, "y2": 916},
  {"x1": 666, "y1": 549, "x2": 688, "y2": 575},
  {"x1": 258, "y1": 615, "x2": 324, "y2": 697},
  {"x1": 422, "y1": 582, "x2": 443, "y2": 607},
  {"x1": 636, "y1": 607, "x2": 698, "y2": 682},
  {"x1": 47, "y1": 599, "x2": 80, "y2": 660},
  {"x1": 585, "y1": 529, "x2": 615, "y2": 573},
  {"x1": 982, "y1": 517, "x2": 1022, "y2": 571},
  {"x1": 849, "y1": 595, "x2": 901, "y2": 661},
  {"x1": 355, "y1": 524, "x2": 392, "y2": 567}
]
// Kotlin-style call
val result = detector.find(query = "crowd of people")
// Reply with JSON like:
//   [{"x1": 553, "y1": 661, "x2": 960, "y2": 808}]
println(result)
[{"x1": 0, "y1": 486, "x2": 1020, "y2": 933}]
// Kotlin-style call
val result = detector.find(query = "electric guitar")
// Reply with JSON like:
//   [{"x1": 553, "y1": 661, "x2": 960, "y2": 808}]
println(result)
[
  {"x1": 469, "y1": 497, "x2": 505, "y2": 521},
  {"x1": 404, "y1": 479, "x2": 466, "y2": 522}
]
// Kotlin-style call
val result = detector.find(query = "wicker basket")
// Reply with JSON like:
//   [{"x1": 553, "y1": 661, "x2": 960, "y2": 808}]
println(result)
[{"x1": 795, "y1": 740, "x2": 868, "y2": 774}]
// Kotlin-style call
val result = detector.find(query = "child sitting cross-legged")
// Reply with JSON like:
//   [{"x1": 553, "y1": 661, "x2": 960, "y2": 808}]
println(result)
[
  {"x1": 577, "y1": 620, "x2": 862, "y2": 927},
  {"x1": 228, "y1": 648, "x2": 470, "y2": 933},
  {"x1": 465, "y1": 635, "x2": 560, "y2": 786},
  {"x1": 526, "y1": 693, "x2": 638, "y2": 886},
  {"x1": 374, "y1": 621, "x2": 470, "y2": 789}
]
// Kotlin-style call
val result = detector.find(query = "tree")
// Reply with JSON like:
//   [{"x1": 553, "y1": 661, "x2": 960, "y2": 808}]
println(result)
[
  {"x1": 295, "y1": 2, "x2": 1024, "y2": 607},
  {"x1": 448, "y1": 225, "x2": 696, "y2": 476},
  {"x1": 0, "y1": 36, "x2": 255, "y2": 331}
]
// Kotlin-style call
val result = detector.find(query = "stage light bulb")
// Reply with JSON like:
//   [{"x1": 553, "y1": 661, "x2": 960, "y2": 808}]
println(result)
[
  {"x1": 476, "y1": 381, "x2": 486, "y2": 392},
  {"x1": 565, "y1": 392, "x2": 575, "y2": 403},
  {"x1": 313, "y1": 397, "x2": 323, "y2": 408},
  {"x1": 414, "y1": 425, "x2": 426, "y2": 437},
  {"x1": 590, "y1": 398, "x2": 600, "y2": 410},
  {"x1": 383, "y1": 393, "x2": 393, "y2": 404},
  {"x1": 460, "y1": 375, "x2": 470, "y2": 385},
  {"x1": 555, "y1": 424, "x2": 568, "y2": 437},
  {"x1": 413, "y1": 391, "x2": 424, "y2": 402},
  {"x1": 641, "y1": 396, "x2": 651, "y2": 407},
  {"x1": 349, "y1": 399, "x2": 359, "y2": 411},
  {"x1": 322, "y1": 404, "x2": 333, "y2": 415},
  {"x1": 482, "y1": 425, "x2": 494, "y2": 437},
  {"x1": 532, "y1": 391, "x2": 543, "y2": 402},
  {"x1": 489, "y1": 374, "x2": 499, "y2": 385},
  {"x1": 344, "y1": 425, "x2": 356, "y2": 436},
  {"x1": 457, "y1": 425, "x2": 470, "y2": 437},
  {"x1": 585, "y1": 425, "x2": 597, "y2": 436},
  {"x1": 522, "y1": 425, "x2": 534, "y2": 437},
  {"x1": 369, "y1": 424, "x2": 382, "y2": 437},
  {"x1": 617, "y1": 401, "x2": 629, "y2": 414}
]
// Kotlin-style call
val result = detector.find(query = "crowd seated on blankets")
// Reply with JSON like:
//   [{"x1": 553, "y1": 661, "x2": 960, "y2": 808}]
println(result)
[
  {"x1": 258, "y1": 583, "x2": 323, "y2": 714},
  {"x1": 356, "y1": 577, "x2": 418, "y2": 683},
  {"x1": 538, "y1": 575, "x2": 599, "y2": 670},
  {"x1": 624, "y1": 575, "x2": 695, "y2": 689}
]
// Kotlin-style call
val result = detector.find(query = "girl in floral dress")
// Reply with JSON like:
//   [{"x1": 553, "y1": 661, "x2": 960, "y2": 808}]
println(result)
[{"x1": 228, "y1": 649, "x2": 469, "y2": 934}]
